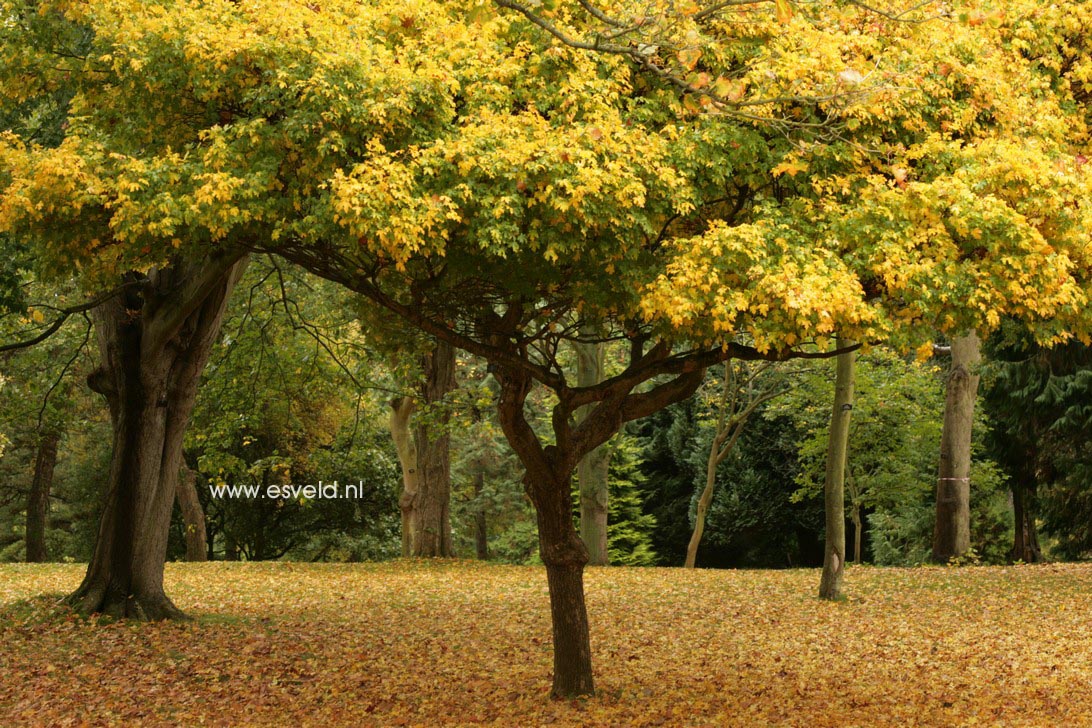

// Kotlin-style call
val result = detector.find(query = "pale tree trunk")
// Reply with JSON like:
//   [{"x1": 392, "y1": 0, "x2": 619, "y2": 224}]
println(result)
[
  {"x1": 470, "y1": 405, "x2": 489, "y2": 560},
  {"x1": 413, "y1": 339, "x2": 456, "y2": 557},
  {"x1": 575, "y1": 333, "x2": 609, "y2": 566},
  {"x1": 932, "y1": 332, "x2": 981, "y2": 563},
  {"x1": 25, "y1": 430, "x2": 60, "y2": 563},
  {"x1": 67, "y1": 255, "x2": 246, "y2": 619},
  {"x1": 176, "y1": 465, "x2": 207, "y2": 562},
  {"x1": 819, "y1": 340, "x2": 856, "y2": 601},
  {"x1": 686, "y1": 362, "x2": 778, "y2": 568},
  {"x1": 389, "y1": 396, "x2": 418, "y2": 557}
]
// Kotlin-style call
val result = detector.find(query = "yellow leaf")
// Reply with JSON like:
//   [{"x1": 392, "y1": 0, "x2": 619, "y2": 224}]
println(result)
[{"x1": 775, "y1": 0, "x2": 793, "y2": 23}]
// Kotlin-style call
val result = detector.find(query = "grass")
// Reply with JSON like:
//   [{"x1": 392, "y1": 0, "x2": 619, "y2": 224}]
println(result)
[{"x1": 1, "y1": 560, "x2": 1090, "y2": 726}]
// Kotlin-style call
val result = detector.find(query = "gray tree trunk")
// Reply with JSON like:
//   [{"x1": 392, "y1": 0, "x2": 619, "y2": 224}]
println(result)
[
  {"x1": 176, "y1": 465, "x2": 207, "y2": 562},
  {"x1": 25, "y1": 430, "x2": 60, "y2": 562},
  {"x1": 575, "y1": 333, "x2": 609, "y2": 566},
  {"x1": 389, "y1": 396, "x2": 418, "y2": 557},
  {"x1": 819, "y1": 340, "x2": 855, "y2": 601},
  {"x1": 66, "y1": 256, "x2": 245, "y2": 619},
  {"x1": 413, "y1": 339, "x2": 456, "y2": 557},
  {"x1": 932, "y1": 332, "x2": 981, "y2": 562}
]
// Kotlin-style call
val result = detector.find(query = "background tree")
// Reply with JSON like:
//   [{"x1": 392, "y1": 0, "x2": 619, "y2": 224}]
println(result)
[
  {"x1": 932, "y1": 333, "x2": 982, "y2": 563},
  {"x1": 818, "y1": 341, "x2": 855, "y2": 601}
]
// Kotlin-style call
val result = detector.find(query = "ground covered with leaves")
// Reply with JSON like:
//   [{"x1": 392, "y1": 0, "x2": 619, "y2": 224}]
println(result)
[{"x1": 1, "y1": 561, "x2": 1090, "y2": 726}]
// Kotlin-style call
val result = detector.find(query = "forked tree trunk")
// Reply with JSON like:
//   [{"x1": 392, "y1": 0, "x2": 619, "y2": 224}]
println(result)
[
  {"x1": 413, "y1": 339, "x2": 456, "y2": 557},
  {"x1": 177, "y1": 465, "x2": 208, "y2": 562},
  {"x1": 575, "y1": 335, "x2": 609, "y2": 566},
  {"x1": 25, "y1": 430, "x2": 60, "y2": 563},
  {"x1": 932, "y1": 332, "x2": 981, "y2": 563},
  {"x1": 67, "y1": 258, "x2": 245, "y2": 619},
  {"x1": 492, "y1": 334, "x2": 710, "y2": 697},
  {"x1": 819, "y1": 340, "x2": 855, "y2": 601},
  {"x1": 389, "y1": 396, "x2": 419, "y2": 557}
]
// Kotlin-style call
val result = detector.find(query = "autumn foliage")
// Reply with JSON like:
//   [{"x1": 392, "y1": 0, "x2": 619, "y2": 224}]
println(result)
[{"x1": 3, "y1": 561, "x2": 1092, "y2": 726}]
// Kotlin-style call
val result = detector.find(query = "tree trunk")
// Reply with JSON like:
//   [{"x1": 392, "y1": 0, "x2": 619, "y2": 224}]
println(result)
[
  {"x1": 530, "y1": 466, "x2": 594, "y2": 698},
  {"x1": 25, "y1": 430, "x2": 60, "y2": 563},
  {"x1": 819, "y1": 340, "x2": 855, "y2": 601},
  {"x1": 1011, "y1": 476, "x2": 1042, "y2": 563},
  {"x1": 67, "y1": 257, "x2": 245, "y2": 619},
  {"x1": 685, "y1": 447, "x2": 718, "y2": 569},
  {"x1": 575, "y1": 334, "x2": 609, "y2": 566},
  {"x1": 389, "y1": 395, "x2": 418, "y2": 557},
  {"x1": 932, "y1": 332, "x2": 981, "y2": 563},
  {"x1": 473, "y1": 457, "x2": 489, "y2": 561},
  {"x1": 413, "y1": 339, "x2": 456, "y2": 557},
  {"x1": 176, "y1": 465, "x2": 208, "y2": 562},
  {"x1": 851, "y1": 504, "x2": 862, "y2": 565},
  {"x1": 495, "y1": 367, "x2": 594, "y2": 698}
]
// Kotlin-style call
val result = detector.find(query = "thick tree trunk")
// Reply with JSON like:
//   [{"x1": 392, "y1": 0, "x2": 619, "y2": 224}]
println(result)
[
  {"x1": 932, "y1": 332, "x2": 981, "y2": 563},
  {"x1": 819, "y1": 340, "x2": 855, "y2": 601},
  {"x1": 530, "y1": 467, "x2": 594, "y2": 698},
  {"x1": 25, "y1": 430, "x2": 60, "y2": 563},
  {"x1": 389, "y1": 396, "x2": 418, "y2": 557},
  {"x1": 413, "y1": 340, "x2": 456, "y2": 557},
  {"x1": 67, "y1": 258, "x2": 245, "y2": 619},
  {"x1": 575, "y1": 335, "x2": 609, "y2": 566},
  {"x1": 1011, "y1": 476, "x2": 1042, "y2": 563},
  {"x1": 177, "y1": 465, "x2": 208, "y2": 562}
]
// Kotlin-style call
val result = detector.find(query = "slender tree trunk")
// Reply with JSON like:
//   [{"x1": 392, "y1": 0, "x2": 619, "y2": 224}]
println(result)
[
  {"x1": 413, "y1": 339, "x2": 456, "y2": 557},
  {"x1": 25, "y1": 430, "x2": 60, "y2": 563},
  {"x1": 575, "y1": 334, "x2": 609, "y2": 566},
  {"x1": 851, "y1": 504, "x2": 862, "y2": 565},
  {"x1": 1011, "y1": 475, "x2": 1042, "y2": 563},
  {"x1": 472, "y1": 452, "x2": 489, "y2": 561},
  {"x1": 67, "y1": 257, "x2": 245, "y2": 619},
  {"x1": 685, "y1": 447, "x2": 719, "y2": 569},
  {"x1": 932, "y1": 332, "x2": 981, "y2": 563},
  {"x1": 389, "y1": 396, "x2": 418, "y2": 557},
  {"x1": 819, "y1": 340, "x2": 855, "y2": 601},
  {"x1": 176, "y1": 465, "x2": 208, "y2": 562}
]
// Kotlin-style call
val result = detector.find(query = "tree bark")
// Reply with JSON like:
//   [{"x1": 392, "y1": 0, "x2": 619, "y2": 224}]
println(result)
[
  {"x1": 25, "y1": 430, "x2": 60, "y2": 563},
  {"x1": 67, "y1": 256, "x2": 245, "y2": 619},
  {"x1": 575, "y1": 334, "x2": 609, "y2": 566},
  {"x1": 413, "y1": 339, "x2": 457, "y2": 557},
  {"x1": 686, "y1": 449, "x2": 719, "y2": 569},
  {"x1": 176, "y1": 464, "x2": 208, "y2": 562},
  {"x1": 1011, "y1": 476, "x2": 1042, "y2": 563},
  {"x1": 819, "y1": 340, "x2": 855, "y2": 601},
  {"x1": 529, "y1": 465, "x2": 594, "y2": 698},
  {"x1": 471, "y1": 458, "x2": 489, "y2": 563},
  {"x1": 389, "y1": 395, "x2": 418, "y2": 557},
  {"x1": 932, "y1": 332, "x2": 981, "y2": 563}
]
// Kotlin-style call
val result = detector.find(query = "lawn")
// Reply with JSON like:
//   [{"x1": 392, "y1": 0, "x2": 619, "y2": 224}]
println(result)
[{"x1": 1, "y1": 561, "x2": 1090, "y2": 726}]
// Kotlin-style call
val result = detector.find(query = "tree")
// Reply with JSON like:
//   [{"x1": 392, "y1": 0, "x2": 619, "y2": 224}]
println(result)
[
  {"x1": 685, "y1": 361, "x2": 785, "y2": 568},
  {"x1": 818, "y1": 341, "x2": 855, "y2": 601},
  {"x1": 4, "y1": 0, "x2": 1090, "y2": 696},
  {"x1": 932, "y1": 334, "x2": 982, "y2": 562},
  {"x1": 574, "y1": 333, "x2": 610, "y2": 566}
]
